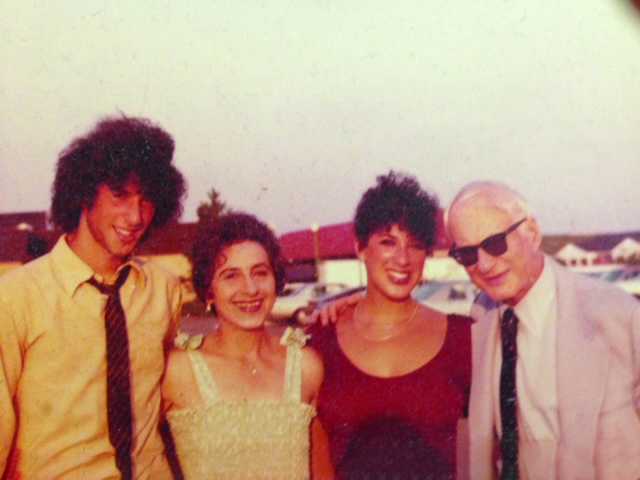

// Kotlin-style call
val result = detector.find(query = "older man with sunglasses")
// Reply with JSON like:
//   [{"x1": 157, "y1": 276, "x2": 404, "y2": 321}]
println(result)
[{"x1": 446, "y1": 181, "x2": 640, "y2": 480}]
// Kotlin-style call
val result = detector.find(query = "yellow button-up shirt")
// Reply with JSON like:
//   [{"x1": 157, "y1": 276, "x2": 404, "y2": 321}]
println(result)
[{"x1": 0, "y1": 236, "x2": 182, "y2": 479}]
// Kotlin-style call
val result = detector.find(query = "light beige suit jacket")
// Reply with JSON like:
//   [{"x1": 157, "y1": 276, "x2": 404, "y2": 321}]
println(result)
[{"x1": 468, "y1": 258, "x2": 640, "y2": 480}]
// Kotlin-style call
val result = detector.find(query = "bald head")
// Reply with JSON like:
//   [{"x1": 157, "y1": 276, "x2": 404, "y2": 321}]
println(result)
[{"x1": 445, "y1": 181, "x2": 532, "y2": 238}]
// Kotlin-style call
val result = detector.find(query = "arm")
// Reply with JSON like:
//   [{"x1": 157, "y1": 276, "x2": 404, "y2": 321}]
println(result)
[
  {"x1": 301, "y1": 347, "x2": 335, "y2": 480},
  {"x1": 163, "y1": 275, "x2": 185, "y2": 354},
  {"x1": 0, "y1": 287, "x2": 25, "y2": 474},
  {"x1": 311, "y1": 416, "x2": 335, "y2": 480},
  {"x1": 161, "y1": 349, "x2": 192, "y2": 413},
  {"x1": 159, "y1": 349, "x2": 187, "y2": 480},
  {"x1": 305, "y1": 291, "x2": 363, "y2": 326}
]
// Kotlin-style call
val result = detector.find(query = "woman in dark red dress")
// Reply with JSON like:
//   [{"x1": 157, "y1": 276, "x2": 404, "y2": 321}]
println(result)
[{"x1": 308, "y1": 172, "x2": 471, "y2": 480}]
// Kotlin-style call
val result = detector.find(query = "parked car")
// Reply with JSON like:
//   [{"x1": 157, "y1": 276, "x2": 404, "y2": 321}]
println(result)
[
  {"x1": 572, "y1": 265, "x2": 640, "y2": 299},
  {"x1": 412, "y1": 281, "x2": 479, "y2": 316},
  {"x1": 610, "y1": 266, "x2": 640, "y2": 299},
  {"x1": 271, "y1": 282, "x2": 350, "y2": 321}
]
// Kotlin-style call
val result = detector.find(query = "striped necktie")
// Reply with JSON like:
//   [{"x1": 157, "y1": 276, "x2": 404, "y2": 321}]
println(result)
[{"x1": 88, "y1": 266, "x2": 134, "y2": 480}]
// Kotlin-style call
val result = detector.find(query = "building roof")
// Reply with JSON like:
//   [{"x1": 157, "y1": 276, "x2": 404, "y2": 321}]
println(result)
[
  {"x1": 136, "y1": 222, "x2": 199, "y2": 256},
  {"x1": 0, "y1": 230, "x2": 32, "y2": 262},
  {"x1": 578, "y1": 232, "x2": 640, "y2": 252},
  {"x1": 0, "y1": 211, "x2": 47, "y2": 231},
  {"x1": 554, "y1": 242, "x2": 598, "y2": 261},
  {"x1": 278, "y1": 211, "x2": 450, "y2": 263},
  {"x1": 0, "y1": 217, "x2": 200, "y2": 263},
  {"x1": 540, "y1": 235, "x2": 590, "y2": 255},
  {"x1": 2, "y1": 210, "x2": 639, "y2": 267},
  {"x1": 0, "y1": 228, "x2": 63, "y2": 263},
  {"x1": 279, "y1": 222, "x2": 356, "y2": 262}
]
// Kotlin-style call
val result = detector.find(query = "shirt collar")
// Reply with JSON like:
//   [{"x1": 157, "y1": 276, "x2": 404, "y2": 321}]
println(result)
[
  {"x1": 510, "y1": 256, "x2": 556, "y2": 338},
  {"x1": 50, "y1": 235, "x2": 146, "y2": 297}
]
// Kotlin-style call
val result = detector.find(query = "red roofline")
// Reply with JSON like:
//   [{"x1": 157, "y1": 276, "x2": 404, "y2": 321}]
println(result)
[{"x1": 279, "y1": 211, "x2": 451, "y2": 263}]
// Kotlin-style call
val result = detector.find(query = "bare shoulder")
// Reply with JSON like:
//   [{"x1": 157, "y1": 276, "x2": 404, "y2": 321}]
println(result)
[
  {"x1": 415, "y1": 301, "x2": 445, "y2": 317},
  {"x1": 334, "y1": 304, "x2": 357, "y2": 335},
  {"x1": 415, "y1": 303, "x2": 448, "y2": 326},
  {"x1": 301, "y1": 345, "x2": 324, "y2": 395},
  {"x1": 162, "y1": 348, "x2": 194, "y2": 409},
  {"x1": 302, "y1": 346, "x2": 324, "y2": 374},
  {"x1": 338, "y1": 304, "x2": 356, "y2": 323},
  {"x1": 412, "y1": 303, "x2": 449, "y2": 345}
]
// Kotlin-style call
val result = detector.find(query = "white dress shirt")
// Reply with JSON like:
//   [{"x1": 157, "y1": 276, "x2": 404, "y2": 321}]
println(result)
[{"x1": 492, "y1": 259, "x2": 560, "y2": 480}]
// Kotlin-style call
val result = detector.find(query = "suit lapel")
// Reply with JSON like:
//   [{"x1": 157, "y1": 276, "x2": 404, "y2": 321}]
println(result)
[
  {"x1": 469, "y1": 298, "x2": 502, "y2": 479},
  {"x1": 552, "y1": 260, "x2": 609, "y2": 478}
]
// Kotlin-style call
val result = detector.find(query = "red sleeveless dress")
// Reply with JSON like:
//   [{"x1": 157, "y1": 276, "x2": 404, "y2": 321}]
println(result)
[{"x1": 308, "y1": 314, "x2": 471, "y2": 480}]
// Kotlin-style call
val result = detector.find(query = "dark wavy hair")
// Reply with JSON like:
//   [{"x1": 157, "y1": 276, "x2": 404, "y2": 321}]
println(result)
[
  {"x1": 191, "y1": 212, "x2": 287, "y2": 304},
  {"x1": 51, "y1": 116, "x2": 186, "y2": 233},
  {"x1": 354, "y1": 171, "x2": 439, "y2": 251}
]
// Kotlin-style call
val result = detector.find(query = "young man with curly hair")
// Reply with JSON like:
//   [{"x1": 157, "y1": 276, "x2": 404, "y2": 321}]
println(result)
[{"x1": 0, "y1": 116, "x2": 186, "y2": 479}]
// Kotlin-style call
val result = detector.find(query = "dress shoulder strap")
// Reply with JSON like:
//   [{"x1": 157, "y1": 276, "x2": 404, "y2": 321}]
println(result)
[
  {"x1": 187, "y1": 349, "x2": 220, "y2": 404},
  {"x1": 280, "y1": 327, "x2": 309, "y2": 402}
]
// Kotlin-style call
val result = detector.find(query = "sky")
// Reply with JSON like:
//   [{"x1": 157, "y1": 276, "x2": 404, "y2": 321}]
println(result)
[{"x1": 1, "y1": 0, "x2": 640, "y2": 236}]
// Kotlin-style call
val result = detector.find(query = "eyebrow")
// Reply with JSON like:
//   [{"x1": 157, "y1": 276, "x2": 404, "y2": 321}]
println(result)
[
  {"x1": 376, "y1": 231, "x2": 425, "y2": 246},
  {"x1": 216, "y1": 262, "x2": 272, "y2": 276},
  {"x1": 251, "y1": 262, "x2": 272, "y2": 271}
]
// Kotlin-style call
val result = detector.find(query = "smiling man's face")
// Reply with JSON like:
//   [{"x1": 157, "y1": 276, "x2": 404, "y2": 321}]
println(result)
[
  {"x1": 80, "y1": 180, "x2": 155, "y2": 266},
  {"x1": 448, "y1": 198, "x2": 543, "y2": 306}
]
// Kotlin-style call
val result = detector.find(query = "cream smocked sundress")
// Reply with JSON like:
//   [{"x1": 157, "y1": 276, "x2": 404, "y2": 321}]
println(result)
[{"x1": 167, "y1": 328, "x2": 316, "y2": 480}]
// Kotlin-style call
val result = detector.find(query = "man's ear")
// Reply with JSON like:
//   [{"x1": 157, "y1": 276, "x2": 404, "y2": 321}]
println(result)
[{"x1": 524, "y1": 217, "x2": 543, "y2": 250}]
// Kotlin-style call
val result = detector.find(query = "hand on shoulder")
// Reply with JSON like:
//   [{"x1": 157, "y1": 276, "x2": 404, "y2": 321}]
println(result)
[{"x1": 306, "y1": 291, "x2": 364, "y2": 326}]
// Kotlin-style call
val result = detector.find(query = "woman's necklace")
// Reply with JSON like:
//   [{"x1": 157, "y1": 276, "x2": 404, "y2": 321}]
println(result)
[
  {"x1": 217, "y1": 330, "x2": 263, "y2": 376},
  {"x1": 353, "y1": 301, "x2": 419, "y2": 342}
]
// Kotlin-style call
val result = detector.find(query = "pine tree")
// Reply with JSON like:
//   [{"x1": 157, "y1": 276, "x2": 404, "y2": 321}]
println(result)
[{"x1": 196, "y1": 188, "x2": 228, "y2": 227}]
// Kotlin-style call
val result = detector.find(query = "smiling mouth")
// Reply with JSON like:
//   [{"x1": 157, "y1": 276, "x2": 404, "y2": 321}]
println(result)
[
  {"x1": 387, "y1": 270, "x2": 412, "y2": 285},
  {"x1": 114, "y1": 227, "x2": 141, "y2": 243},
  {"x1": 234, "y1": 300, "x2": 264, "y2": 313},
  {"x1": 483, "y1": 271, "x2": 508, "y2": 286}
]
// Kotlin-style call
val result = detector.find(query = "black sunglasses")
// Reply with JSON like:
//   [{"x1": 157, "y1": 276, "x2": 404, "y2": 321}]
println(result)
[{"x1": 448, "y1": 218, "x2": 527, "y2": 266}]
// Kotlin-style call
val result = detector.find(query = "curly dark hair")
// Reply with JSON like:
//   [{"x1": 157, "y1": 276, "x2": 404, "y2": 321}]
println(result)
[
  {"x1": 51, "y1": 115, "x2": 186, "y2": 233},
  {"x1": 354, "y1": 171, "x2": 440, "y2": 251},
  {"x1": 191, "y1": 212, "x2": 287, "y2": 303}
]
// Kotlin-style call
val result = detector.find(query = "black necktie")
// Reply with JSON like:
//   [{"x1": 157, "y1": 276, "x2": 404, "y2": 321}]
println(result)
[
  {"x1": 500, "y1": 307, "x2": 519, "y2": 480},
  {"x1": 88, "y1": 266, "x2": 134, "y2": 480}
]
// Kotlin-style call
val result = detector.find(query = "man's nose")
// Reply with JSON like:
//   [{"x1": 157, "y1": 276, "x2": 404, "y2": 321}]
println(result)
[
  {"x1": 125, "y1": 198, "x2": 145, "y2": 225},
  {"x1": 476, "y1": 248, "x2": 497, "y2": 273}
]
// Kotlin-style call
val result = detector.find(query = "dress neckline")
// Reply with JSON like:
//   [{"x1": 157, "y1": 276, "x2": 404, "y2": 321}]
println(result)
[{"x1": 330, "y1": 314, "x2": 452, "y2": 381}]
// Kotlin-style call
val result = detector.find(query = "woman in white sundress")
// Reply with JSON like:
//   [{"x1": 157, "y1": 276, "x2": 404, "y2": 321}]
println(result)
[{"x1": 162, "y1": 212, "x2": 333, "y2": 480}]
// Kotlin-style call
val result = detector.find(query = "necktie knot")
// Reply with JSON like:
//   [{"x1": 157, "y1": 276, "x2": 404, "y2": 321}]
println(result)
[
  {"x1": 87, "y1": 266, "x2": 131, "y2": 297},
  {"x1": 501, "y1": 308, "x2": 519, "y2": 361},
  {"x1": 502, "y1": 307, "x2": 518, "y2": 334}
]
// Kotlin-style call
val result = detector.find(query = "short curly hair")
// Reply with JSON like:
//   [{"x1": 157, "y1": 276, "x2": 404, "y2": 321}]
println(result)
[
  {"x1": 354, "y1": 171, "x2": 440, "y2": 251},
  {"x1": 191, "y1": 212, "x2": 287, "y2": 303},
  {"x1": 51, "y1": 116, "x2": 186, "y2": 233}
]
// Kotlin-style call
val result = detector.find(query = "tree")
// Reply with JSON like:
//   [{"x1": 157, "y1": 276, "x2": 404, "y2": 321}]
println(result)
[{"x1": 196, "y1": 188, "x2": 228, "y2": 227}]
